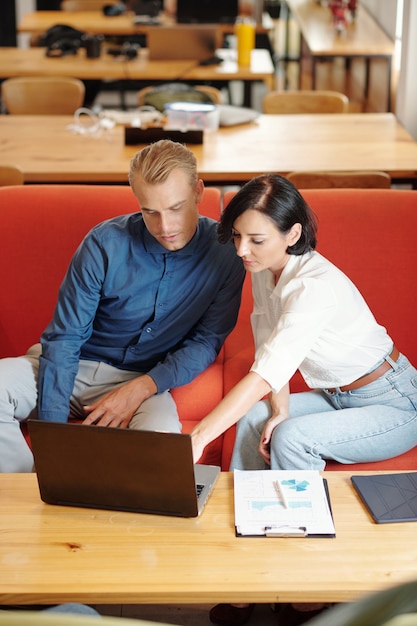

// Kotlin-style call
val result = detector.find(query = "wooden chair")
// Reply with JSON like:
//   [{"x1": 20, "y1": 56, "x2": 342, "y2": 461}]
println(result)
[
  {"x1": 262, "y1": 90, "x2": 349, "y2": 114},
  {"x1": 1, "y1": 77, "x2": 85, "y2": 115},
  {"x1": 287, "y1": 171, "x2": 392, "y2": 189},
  {"x1": 137, "y1": 84, "x2": 222, "y2": 111},
  {"x1": 0, "y1": 612, "x2": 172, "y2": 626},
  {"x1": 0, "y1": 165, "x2": 24, "y2": 186},
  {"x1": 60, "y1": 0, "x2": 119, "y2": 9}
]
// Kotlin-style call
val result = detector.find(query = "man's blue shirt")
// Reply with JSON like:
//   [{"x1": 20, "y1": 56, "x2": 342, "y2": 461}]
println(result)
[{"x1": 38, "y1": 213, "x2": 245, "y2": 422}]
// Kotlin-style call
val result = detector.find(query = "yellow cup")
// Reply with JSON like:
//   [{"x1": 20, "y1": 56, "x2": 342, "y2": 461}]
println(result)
[{"x1": 235, "y1": 18, "x2": 255, "y2": 66}]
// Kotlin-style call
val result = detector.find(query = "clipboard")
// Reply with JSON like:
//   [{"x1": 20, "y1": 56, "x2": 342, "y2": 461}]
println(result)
[{"x1": 233, "y1": 470, "x2": 336, "y2": 538}]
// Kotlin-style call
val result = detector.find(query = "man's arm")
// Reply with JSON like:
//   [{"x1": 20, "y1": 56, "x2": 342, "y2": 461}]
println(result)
[
  {"x1": 147, "y1": 249, "x2": 245, "y2": 393},
  {"x1": 82, "y1": 250, "x2": 245, "y2": 428},
  {"x1": 38, "y1": 220, "x2": 245, "y2": 426},
  {"x1": 38, "y1": 231, "x2": 107, "y2": 422}
]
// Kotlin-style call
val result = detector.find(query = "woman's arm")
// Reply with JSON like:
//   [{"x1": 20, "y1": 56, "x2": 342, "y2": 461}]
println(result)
[
  {"x1": 191, "y1": 371, "x2": 271, "y2": 463},
  {"x1": 258, "y1": 383, "x2": 290, "y2": 465}
]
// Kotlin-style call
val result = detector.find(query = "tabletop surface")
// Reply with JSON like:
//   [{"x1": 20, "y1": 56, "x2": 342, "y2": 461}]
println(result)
[
  {"x1": 17, "y1": 10, "x2": 272, "y2": 37},
  {"x1": 286, "y1": 0, "x2": 394, "y2": 56},
  {"x1": 1, "y1": 471, "x2": 417, "y2": 605},
  {"x1": 0, "y1": 47, "x2": 274, "y2": 83},
  {"x1": 1, "y1": 113, "x2": 416, "y2": 185},
  {"x1": 18, "y1": 9, "x2": 153, "y2": 36}
]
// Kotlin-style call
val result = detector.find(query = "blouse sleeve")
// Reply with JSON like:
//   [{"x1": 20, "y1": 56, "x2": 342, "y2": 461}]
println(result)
[{"x1": 250, "y1": 275, "x2": 337, "y2": 393}]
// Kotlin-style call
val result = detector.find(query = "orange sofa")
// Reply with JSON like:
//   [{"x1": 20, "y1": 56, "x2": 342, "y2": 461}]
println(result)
[
  {"x1": 1, "y1": 184, "x2": 417, "y2": 472},
  {"x1": 221, "y1": 187, "x2": 417, "y2": 471}
]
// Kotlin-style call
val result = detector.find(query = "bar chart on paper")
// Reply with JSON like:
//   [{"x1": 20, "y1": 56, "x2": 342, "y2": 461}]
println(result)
[{"x1": 233, "y1": 469, "x2": 336, "y2": 537}]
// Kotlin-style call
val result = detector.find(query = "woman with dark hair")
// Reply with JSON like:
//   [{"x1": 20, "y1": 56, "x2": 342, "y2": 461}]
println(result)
[{"x1": 191, "y1": 173, "x2": 417, "y2": 626}]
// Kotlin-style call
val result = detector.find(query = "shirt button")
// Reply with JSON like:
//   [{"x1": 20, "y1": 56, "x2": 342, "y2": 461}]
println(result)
[{"x1": 145, "y1": 327, "x2": 152, "y2": 333}]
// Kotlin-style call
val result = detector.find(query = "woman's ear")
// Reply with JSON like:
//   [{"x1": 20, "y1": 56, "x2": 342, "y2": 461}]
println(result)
[{"x1": 288, "y1": 222, "x2": 302, "y2": 246}]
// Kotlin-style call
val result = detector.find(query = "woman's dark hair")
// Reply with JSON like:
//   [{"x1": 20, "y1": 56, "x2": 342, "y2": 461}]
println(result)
[{"x1": 218, "y1": 174, "x2": 318, "y2": 255}]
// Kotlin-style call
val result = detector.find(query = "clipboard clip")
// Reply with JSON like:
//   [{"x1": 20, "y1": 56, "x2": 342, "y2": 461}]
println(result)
[{"x1": 264, "y1": 525, "x2": 307, "y2": 537}]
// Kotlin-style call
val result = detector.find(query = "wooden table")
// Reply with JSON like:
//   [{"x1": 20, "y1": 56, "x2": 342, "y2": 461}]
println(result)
[
  {"x1": 18, "y1": 10, "x2": 171, "y2": 38},
  {"x1": 284, "y1": 0, "x2": 394, "y2": 111},
  {"x1": 1, "y1": 113, "x2": 416, "y2": 186},
  {"x1": 1, "y1": 471, "x2": 417, "y2": 605},
  {"x1": 0, "y1": 47, "x2": 275, "y2": 108},
  {"x1": 0, "y1": 46, "x2": 195, "y2": 82},
  {"x1": 17, "y1": 10, "x2": 273, "y2": 39}
]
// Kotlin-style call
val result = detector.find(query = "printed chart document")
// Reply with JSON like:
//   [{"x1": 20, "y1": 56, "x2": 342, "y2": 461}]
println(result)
[{"x1": 234, "y1": 470, "x2": 335, "y2": 537}]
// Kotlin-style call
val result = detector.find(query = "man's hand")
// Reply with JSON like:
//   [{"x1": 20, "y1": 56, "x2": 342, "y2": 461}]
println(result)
[{"x1": 82, "y1": 374, "x2": 157, "y2": 428}]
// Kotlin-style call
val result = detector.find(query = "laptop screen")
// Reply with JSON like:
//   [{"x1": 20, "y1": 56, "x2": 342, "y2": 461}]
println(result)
[
  {"x1": 147, "y1": 25, "x2": 220, "y2": 61},
  {"x1": 28, "y1": 420, "x2": 220, "y2": 518},
  {"x1": 176, "y1": 0, "x2": 238, "y2": 24}
]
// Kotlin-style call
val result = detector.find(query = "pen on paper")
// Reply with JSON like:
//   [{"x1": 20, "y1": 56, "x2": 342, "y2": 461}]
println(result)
[{"x1": 273, "y1": 479, "x2": 288, "y2": 509}]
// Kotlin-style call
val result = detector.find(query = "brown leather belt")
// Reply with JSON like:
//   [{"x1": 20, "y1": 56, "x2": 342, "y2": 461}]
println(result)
[{"x1": 326, "y1": 346, "x2": 400, "y2": 393}]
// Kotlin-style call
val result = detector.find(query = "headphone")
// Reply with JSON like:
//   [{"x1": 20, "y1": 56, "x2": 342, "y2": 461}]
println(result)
[
  {"x1": 102, "y1": 3, "x2": 126, "y2": 16},
  {"x1": 46, "y1": 38, "x2": 81, "y2": 57},
  {"x1": 107, "y1": 41, "x2": 140, "y2": 59}
]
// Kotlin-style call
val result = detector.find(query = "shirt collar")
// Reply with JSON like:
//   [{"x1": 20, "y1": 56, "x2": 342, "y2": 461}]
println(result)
[
  {"x1": 142, "y1": 218, "x2": 201, "y2": 255},
  {"x1": 268, "y1": 254, "x2": 301, "y2": 294}
]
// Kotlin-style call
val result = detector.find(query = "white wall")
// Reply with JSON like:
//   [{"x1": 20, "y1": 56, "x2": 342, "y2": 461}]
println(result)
[
  {"x1": 16, "y1": 0, "x2": 35, "y2": 47},
  {"x1": 360, "y1": 0, "x2": 397, "y2": 39},
  {"x1": 16, "y1": 0, "x2": 35, "y2": 22},
  {"x1": 336, "y1": 0, "x2": 416, "y2": 138},
  {"x1": 396, "y1": 0, "x2": 417, "y2": 139}
]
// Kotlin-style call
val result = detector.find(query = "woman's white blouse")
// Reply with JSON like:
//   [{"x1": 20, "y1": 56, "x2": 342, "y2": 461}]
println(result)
[{"x1": 250, "y1": 251, "x2": 392, "y2": 392}]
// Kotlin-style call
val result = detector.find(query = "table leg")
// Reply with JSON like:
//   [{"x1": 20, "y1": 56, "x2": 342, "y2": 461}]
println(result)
[
  {"x1": 311, "y1": 56, "x2": 317, "y2": 90},
  {"x1": 243, "y1": 81, "x2": 252, "y2": 107},
  {"x1": 284, "y1": 0, "x2": 292, "y2": 89},
  {"x1": 365, "y1": 55, "x2": 392, "y2": 112},
  {"x1": 386, "y1": 55, "x2": 392, "y2": 112},
  {"x1": 364, "y1": 56, "x2": 371, "y2": 100},
  {"x1": 281, "y1": 1, "x2": 302, "y2": 90},
  {"x1": 298, "y1": 31, "x2": 303, "y2": 89}
]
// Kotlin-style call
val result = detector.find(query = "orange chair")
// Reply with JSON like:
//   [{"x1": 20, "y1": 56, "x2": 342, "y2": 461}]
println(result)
[
  {"x1": 0, "y1": 165, "x2": 24, "y2": 186},
  {"x1": 1, "y1": 77, "x2": 85, "y2": 115},
  {"x1": 137, "y1": 83, "x2": 222, "y2": 111},
  {"x1": 60, "y1": 0, "x2": 119, "y2": 9},
  {"x1": 263, "y1": 90, "x2": 349, "y2": 114},
  {"x1": 287, "y1": 170, "x2": 391, "y2": 189}
]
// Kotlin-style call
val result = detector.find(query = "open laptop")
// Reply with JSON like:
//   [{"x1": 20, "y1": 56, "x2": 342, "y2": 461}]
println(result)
[
  {"x1": 147, "y1": 25, "x2": 220, "y2": 61},
  {"x1": 176, "y1": 0, "x2": 238, "y2": 24},
  {"x1": 27, "y1": 420, "x2": 220, "y2": 518}
]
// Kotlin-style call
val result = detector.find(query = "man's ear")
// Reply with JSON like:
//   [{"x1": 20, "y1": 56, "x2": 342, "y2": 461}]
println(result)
[{"x1": 195, "y1": 179, "x2": 204, "y2": 205}]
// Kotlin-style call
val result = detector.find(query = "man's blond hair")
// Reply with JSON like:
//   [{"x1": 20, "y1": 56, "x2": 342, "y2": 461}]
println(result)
[{"x1": 129, "y1": 140, "x2": 198, "y2": 187}]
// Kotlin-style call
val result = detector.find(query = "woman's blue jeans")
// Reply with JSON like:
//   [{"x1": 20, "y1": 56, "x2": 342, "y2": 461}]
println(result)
[{"x1": 230, "y1": 354, "x2": 417, "y2": 471}]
